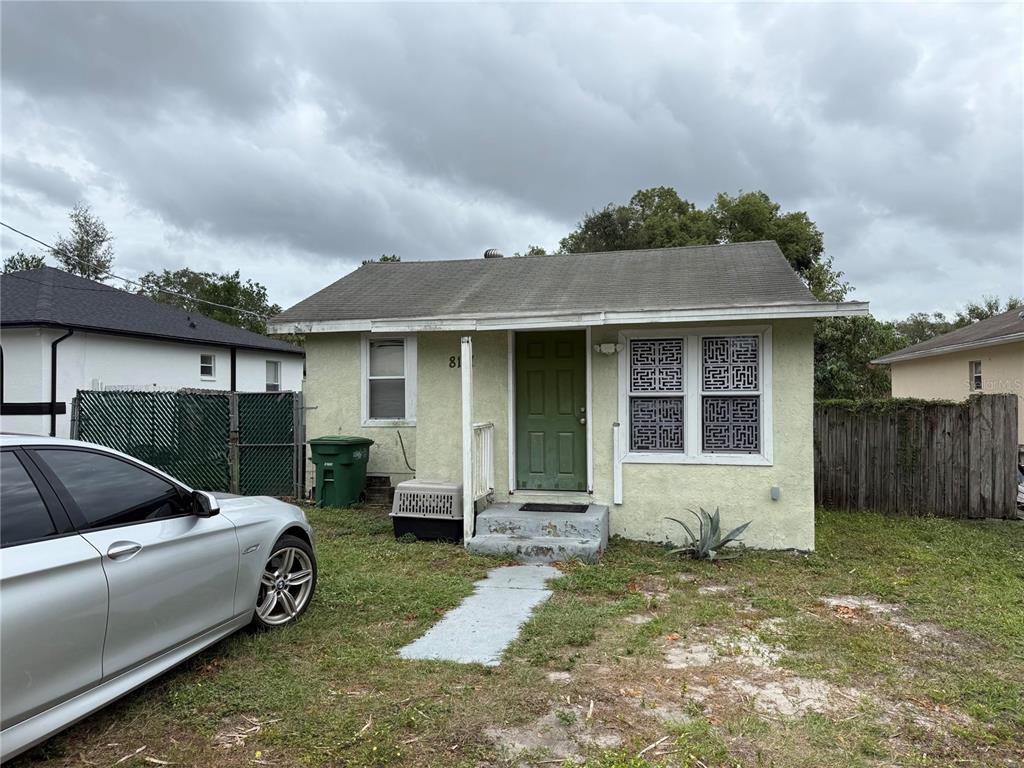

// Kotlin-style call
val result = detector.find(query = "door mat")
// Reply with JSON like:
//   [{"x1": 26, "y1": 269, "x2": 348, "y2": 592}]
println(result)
[{"x1": 519, "y1": 503, "x2": 589, "y2": 514}]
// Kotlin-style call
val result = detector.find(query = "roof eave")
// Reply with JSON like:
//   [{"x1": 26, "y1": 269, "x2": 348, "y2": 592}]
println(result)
[
  {"x1": 269, "y1": 301, "x2": 870, "y2": 334},
  {"x1": 0, "y1": 320, "x2": 305, "y2": 356},
  {"x1": 872, "y1": 332, "x2": 1024, "y2": 365}
]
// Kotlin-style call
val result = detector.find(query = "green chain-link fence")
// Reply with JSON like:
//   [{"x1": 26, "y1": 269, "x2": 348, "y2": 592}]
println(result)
[{"x1": 72, "y1": 389, "x2": 303, "y2": 497}]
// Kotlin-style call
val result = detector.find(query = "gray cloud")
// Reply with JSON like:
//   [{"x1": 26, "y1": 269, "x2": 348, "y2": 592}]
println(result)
[
  {"x1": 1, "y1": 154, "x2": 84, "y2": 208},
  {"x1": 1, "y1": 2, "x2": 1021, "y2": 318}
]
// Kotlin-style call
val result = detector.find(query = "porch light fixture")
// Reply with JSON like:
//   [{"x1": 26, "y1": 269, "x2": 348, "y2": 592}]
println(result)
[{"x1": 594, "y1": 343, "x2": 623, "y2": 356}]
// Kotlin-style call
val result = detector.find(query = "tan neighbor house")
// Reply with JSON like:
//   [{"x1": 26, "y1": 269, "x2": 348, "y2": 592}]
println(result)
[
  {"x1": 270, "y1": 242, "x2": 867, "y2": 556},
  {"x1": 873, "y1": 308, "x2": 1024, "y2": 451}
]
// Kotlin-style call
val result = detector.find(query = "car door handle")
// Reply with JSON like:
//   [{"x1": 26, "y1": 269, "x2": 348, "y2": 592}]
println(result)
[{"x1": 107, "y1": 541, "x2": 143, "y2": 560}]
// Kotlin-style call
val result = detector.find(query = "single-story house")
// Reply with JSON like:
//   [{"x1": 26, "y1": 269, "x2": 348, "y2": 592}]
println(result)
[
  {"x1": 270, "y1": 242, "x2": 867, "y2": 552},
  {"x1": 873, "y1": 307, "x2": 1024, "y2": 451},
  {"x1": 1, "y1": 266, "x2": 304, "y2": 438}
]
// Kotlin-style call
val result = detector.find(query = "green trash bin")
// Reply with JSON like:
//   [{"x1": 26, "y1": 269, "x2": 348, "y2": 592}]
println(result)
[{"x1": 309, "y1": 436, "x2": 374, "y2": 507}]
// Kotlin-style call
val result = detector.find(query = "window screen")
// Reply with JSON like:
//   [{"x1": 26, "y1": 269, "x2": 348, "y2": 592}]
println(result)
[
  {"x1": 1, "y1": 452, "x2": 56, "y2": 547},
  {"x1": 367, "y1": 339, "x2": 406, "y2": 419},
  {"x1": 266, "y1": 360, "x2": 281, "y2": 392},
  {"x1": 200, "y1": 353, "x2": 216, "y2": 378},
  {"x1": 969, "y1": 360, "x2": 982, "y2": 391},
  {"x1": 34, "y1": 450, "x2": 189, "y2": 529}
]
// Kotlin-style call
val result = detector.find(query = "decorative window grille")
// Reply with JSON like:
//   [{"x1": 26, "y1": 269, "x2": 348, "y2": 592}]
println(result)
[
  {"x1": 701, "y1": 336, "x2": 760, "y2": 453},
  {"x1": 628, "y1": 339, "x2": 684, "y2": 451}
]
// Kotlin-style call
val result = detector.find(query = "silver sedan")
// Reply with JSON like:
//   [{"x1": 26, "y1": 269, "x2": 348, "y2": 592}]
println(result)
[{"x1": 0, "y1": 435, "x2": 318, "y2": 762}]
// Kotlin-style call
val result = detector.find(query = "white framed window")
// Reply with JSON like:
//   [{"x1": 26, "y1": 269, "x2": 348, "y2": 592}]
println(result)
[
  {"x1": 361, "y1": 334, "x2": 417, "y2": 426},
  {"x1": 969, "y1": 360, "x2": 982, "y2": 391},
  {"x1": 199, "y1": 353, "x2": 216, "y2": 379},
  {"x1": 266, "y1": 360, "x2": 281, "y2": 392},
  {"x1": 617, "y1": 327, "x2": 772, "y2": 466}
]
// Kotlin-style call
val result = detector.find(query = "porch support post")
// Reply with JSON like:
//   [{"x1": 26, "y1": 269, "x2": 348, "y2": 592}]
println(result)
[{"x1": 461, "y1": 336, "x2": 474, "y2": 544}]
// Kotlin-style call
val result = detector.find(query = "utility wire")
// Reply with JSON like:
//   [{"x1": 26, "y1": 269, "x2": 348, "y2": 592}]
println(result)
[{"x1": 1, "y1": 220, "x2": 272, "y2": 320}]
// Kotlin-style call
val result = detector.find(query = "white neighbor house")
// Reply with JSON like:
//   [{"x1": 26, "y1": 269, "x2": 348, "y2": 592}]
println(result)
[{"x1": 1, "y1": 267, "x2": 303, "y2": 438}]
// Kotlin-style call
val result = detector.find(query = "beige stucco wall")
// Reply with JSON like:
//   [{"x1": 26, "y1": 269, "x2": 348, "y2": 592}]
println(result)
[
  {"x1": 303, "y1": 333, "x2": 417, "y2": 485},
  {"x1": 591, "y1": 320, "x2": 815, "y2": 550},
  {"x1": 303, "y1": 319, "x2": 816, "y2": 549},
  {"x1": 889, "y1": 341, "x2": 1023, "y2": 445}
]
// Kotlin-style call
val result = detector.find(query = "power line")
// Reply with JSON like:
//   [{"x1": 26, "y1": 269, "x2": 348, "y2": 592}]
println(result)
[{"x1": 1, "y1": 220, "x2": 272, "y2": 320}]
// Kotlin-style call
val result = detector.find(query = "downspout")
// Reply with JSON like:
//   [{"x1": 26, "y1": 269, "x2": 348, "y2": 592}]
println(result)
[
  {"x1": 230, "y1": 347, "x2": 237, "y2": 392},
  {"x1": 50, "y1": 329, "x2": 74, "y2": 436}
]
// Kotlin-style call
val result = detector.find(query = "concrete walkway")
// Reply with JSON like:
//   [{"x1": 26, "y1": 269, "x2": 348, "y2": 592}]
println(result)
[{"x1": 398, "y1": 565, "x2": 561, "y2": 666}]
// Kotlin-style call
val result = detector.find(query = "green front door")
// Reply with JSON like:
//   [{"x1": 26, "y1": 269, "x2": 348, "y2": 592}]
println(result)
[{"x1": 515, "y1": 331, "x2": 587, "y2": 491}]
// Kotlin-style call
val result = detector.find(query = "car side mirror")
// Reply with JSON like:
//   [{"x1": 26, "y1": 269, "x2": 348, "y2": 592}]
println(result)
[{"x1": 192, "y1": 490, "x2": 221, "y2": 517}]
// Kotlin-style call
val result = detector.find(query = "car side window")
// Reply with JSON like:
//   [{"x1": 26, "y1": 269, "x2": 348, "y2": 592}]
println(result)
[
  {"x1": 33, "y1": 449, "x2": 190, "y2": 530},
  {"x1": 1, "y1": 452, "x2": 57, "y2": 547}
]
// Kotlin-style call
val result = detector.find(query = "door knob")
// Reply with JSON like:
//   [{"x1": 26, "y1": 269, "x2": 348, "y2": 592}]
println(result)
[
  {"x1": 107, "y1": 541, "x2": 143, "y2": 560},
  {"x1": 579, "y1": 417, "x2": 587, "y2": 425}
]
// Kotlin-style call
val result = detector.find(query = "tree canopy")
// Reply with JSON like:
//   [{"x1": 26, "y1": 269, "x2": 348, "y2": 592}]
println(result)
[
  {"x1": 558, "y1": 188, "x2": 839, "y2": 301},
  {"x1": 550, "y1": 186, "x2": 1018, "y2": 400},
  {"x1": 52, "y1": 203, "x2": 115, "y2": 280},
  {"x1": 2, "y1": 250, "x2": 46, "y2": 273},
  {"x1": 137, "y1": 268, "x2": 282, "y2": 335}
]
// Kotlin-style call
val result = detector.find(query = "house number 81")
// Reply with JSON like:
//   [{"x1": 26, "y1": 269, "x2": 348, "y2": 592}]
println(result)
[{"x1": 449, "y1": 355, "x2": 461, "y2": 368}]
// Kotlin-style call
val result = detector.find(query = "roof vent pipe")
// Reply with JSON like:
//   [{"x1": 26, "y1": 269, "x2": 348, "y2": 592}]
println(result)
[{"x1": 483, "y1": 248, "x2": 504, "y2": 259}]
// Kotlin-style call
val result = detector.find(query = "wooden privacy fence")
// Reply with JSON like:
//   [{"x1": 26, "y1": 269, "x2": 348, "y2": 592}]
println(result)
[{"x1": 814, "y1": 394, "x2": 1019, "y2": 519}]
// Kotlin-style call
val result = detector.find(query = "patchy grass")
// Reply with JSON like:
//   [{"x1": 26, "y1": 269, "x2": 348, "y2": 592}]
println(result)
[{"x1": 11, "y1": 508, "x2": 1024, "y2": 768}]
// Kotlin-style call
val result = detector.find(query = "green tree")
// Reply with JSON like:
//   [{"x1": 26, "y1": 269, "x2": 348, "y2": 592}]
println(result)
[
  {"x1": 514, "y1": 244, "x2": 548, "y2": 257},
  {"x1": 363, "y1": 254, "x2": 400, "y2": 264},
  {"x1": 2, "y1": 250, "x2": 46, "y2": 273},
  {"x1": 953, "y1": 295, "x2": 1022, "y2": 326},
  {"x1": 559, "y1": 187, "x2": 717, "y2": 256},
  {"x1": 814, "y1": 316, "x2": 898, "y2": 399},
  {"x1": 558, "y1": 187, "x2": 839, "y2": 299},
  {"x1": 52, "y1": 203, "x2": 115, "y2": 280},
  {"x1": 137, "y1": 269, "x2": 282, "y2": 335}
]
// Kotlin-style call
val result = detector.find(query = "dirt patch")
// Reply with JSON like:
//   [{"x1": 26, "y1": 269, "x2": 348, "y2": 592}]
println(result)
[
  {"x1": 696, "y1": 583, "x2": 736, "y2": 596},
  {"x1": 664, "y1": 620, "x2": 783, "y2": 670},
  {"x1": 546, "y1": 671, "x2": 573, "y2": 683},
  {"x1": 485, "y1": 702, "x2": 623, "y2": 764},
  {"x1": 821, "y1": 595, "x2": 959, "y2": 644},
  {"x1": 629, "y1": 574, "x2": 671, "y2": 599},
  {"x1": 661, "y1": 620, "x2": 861, "y2": 719},
  {"x1": 624, "y1": 613, "x2": 655, "y2": 625}
]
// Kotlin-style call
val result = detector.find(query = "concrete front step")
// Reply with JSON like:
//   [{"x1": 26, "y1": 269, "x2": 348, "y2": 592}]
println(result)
[
  {"x1": 466, "y1": 534, "x2": 603, "y2": 564},
  {"x1": 467, "y1": 503, "x2": 610, "y2": 564},
  {"x1": 476, "y1": 503, "x2": 609, "y2": 540}
]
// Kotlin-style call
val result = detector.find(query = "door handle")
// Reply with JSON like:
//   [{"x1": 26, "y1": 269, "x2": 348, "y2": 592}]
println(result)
[
  {"x1": 579, "y1": 417, "x2": 586, "y2": 425},
  {"x1": 107, "y1": 541, "x2": 143, "y2": 560}
]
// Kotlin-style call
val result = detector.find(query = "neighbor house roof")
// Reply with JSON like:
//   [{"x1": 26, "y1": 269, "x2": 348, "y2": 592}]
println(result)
[
  {"x1": 270, "y1": 241, "x2": 867, "y2": 333},
  {"x1": 1, "y1": 266, "x2": 302, "y2": 354},
  {"x1": 873, "y1": 307, "x2": 1024, "y2": 365}
]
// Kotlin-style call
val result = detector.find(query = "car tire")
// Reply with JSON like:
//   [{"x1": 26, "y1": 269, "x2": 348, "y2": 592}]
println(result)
[{"x1": 252, "y1": 534, "x2": 317, "y2": 630}]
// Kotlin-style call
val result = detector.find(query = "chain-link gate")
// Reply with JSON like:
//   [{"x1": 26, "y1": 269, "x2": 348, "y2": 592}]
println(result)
[{"x1": 72, "y1": 389, "x2": 304, "y2": 497}]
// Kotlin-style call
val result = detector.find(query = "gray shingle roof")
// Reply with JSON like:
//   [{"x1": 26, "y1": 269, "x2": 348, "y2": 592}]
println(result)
[
  {"x1": 873, "y1": 307, "x2": 1024, "y2": 364},
  {"x1": 1, "y1": 266, "x2": 302, "y2": 354},
  {"x1": 274, "y1": 241, "x2": 830, "y2": 324}
]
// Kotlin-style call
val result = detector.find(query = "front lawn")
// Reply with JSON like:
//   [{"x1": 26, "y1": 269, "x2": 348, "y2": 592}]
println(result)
[{"x1": 14, "y1": 508, "x2": 1024, "y2": 768}]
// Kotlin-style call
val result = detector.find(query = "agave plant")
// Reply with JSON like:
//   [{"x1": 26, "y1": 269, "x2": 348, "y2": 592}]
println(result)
[{"x1": 665, "y1": 507, "x2": 751, "y2": 560}]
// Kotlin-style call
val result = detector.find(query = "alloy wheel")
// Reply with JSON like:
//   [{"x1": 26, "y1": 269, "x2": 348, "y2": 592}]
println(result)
[{"x1": 256, "y1": 546, "x2": 314, "y2": 626}]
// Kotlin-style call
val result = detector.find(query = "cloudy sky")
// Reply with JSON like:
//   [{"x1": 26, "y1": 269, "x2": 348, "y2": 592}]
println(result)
[{"x1": 2, "y1": 2, "x2": 1021, "y2": 319}]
